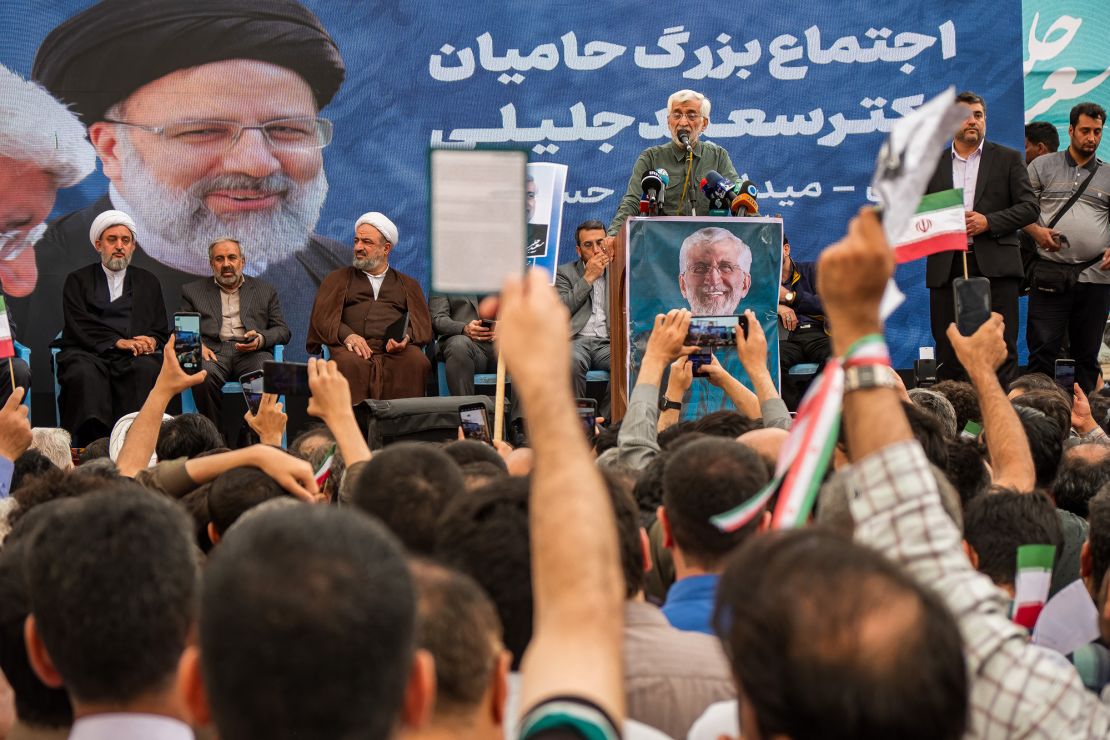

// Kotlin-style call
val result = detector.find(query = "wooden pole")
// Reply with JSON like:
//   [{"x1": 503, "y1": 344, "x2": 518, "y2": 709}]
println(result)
[{"x1": 493, "y1": 353, "x2": 506, "y2": 442}]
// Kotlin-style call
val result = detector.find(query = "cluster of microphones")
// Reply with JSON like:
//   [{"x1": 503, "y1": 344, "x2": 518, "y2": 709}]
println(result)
[{"x1": 638, "y1": 168, "x2": 760, "y2": 217}]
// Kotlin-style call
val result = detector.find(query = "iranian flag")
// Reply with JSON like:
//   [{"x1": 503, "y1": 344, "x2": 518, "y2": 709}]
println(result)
[
  {"x1": 891, "y1": 188, "x2": 968, "y2": 264},
  {"x1": 1012, "y1": 544, "x2": 1056, "y2": 631},
  {"x1": 0, "y1": 297, "x2": 14, "y2": 360}
]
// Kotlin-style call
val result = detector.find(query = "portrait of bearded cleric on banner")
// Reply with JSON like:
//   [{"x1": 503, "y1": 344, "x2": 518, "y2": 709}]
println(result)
[
  {"x1": 12, "y1": 0, "x2": 348, "y2": 383},
  {"x1": 677, "y1": 226, "x2": 753, "y2": 316}
]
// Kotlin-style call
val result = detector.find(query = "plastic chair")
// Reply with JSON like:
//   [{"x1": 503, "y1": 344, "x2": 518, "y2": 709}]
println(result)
[{"x1": 12, "y1": 341, "x2": 30, "y2": 414}]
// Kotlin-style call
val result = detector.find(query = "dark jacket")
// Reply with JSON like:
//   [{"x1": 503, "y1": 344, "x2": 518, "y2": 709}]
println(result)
[
  {"x1": 924, "y1": 140, "x2": 1039, "y2": 287},
  {"x1": 180, "y1": 275, "x2": 291, "y2": 349},
  {"x1": 59, "y1": 262, "x2": 169, "y2": 353}
]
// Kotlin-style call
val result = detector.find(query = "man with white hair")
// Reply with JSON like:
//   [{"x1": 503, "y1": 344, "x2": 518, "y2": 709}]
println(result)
[
  {"x1": 307, "y1": 212, "x2": 432, "y2": 402},
  {"x1": 678, "y1": 227, "x2": 753, "y2": 315},
  {"x1": 13, "y1": 0, "x2": 348, "y2": 397},
  {"x1": 607, "y1": 89, "x2": 741, "y2": 241},
  {"x1": 55, "y1": 210, "x2": 168, "y2": 446},
  {"x1": 0, "y1": 64, "x2": 95, "y2": 299},
  {"x1": 30, "y1": 427, "x2": 74, "y2": 471}
]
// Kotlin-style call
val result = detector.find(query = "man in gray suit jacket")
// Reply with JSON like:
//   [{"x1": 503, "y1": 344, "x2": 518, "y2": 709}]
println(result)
[
  {"x1": 555, "y1": 220, "x2": 611, "y2": 414},
  {"x1": 180, "y1": 238, "x2": 291, "y2": 421},
  {"x1": 430, "y1": 294, "x2": 496, "y2": 396}
]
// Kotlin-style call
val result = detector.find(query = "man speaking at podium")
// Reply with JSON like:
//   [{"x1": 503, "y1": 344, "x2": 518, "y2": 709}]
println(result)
[{"x1": 605, "y1": 89, "x2": 741, "y2": 245}]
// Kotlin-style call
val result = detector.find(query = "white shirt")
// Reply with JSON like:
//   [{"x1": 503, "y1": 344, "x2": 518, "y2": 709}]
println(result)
[
  {"x1": 101, "y1": 264, "x2": 127, "y2": 302},
  {"x1": 579, "y1": 272, "x2": 609, "y2": 339},
  {"x1": 951, "y1": 140, "x2": 984, "y2": 245},
  {"x1": 686, "y1": 700, "x2": 738, "y2": 740},
  {"x1": 363, "y1": 268, "x2": 388, "y2": 299},
  {"x1": 68, "y1": 713, "x2": 194, "y2": 740}
]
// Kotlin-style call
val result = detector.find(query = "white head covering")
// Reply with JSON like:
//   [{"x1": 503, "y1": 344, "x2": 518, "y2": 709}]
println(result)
[
  {"x1": 108, "y1": 411, "x2": 173, "y2": 467},
  {"x1": 89, "y1": 209, "x2": 137, "y2": 247},
  {"x1": 354, "y1": 211, "x2": 398, "y2": 245}
]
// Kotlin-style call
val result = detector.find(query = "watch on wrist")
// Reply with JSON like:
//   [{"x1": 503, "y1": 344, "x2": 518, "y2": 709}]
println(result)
[
  {"x1": 783, "y1": 290, "x2": 797, "y2": 305},
  {"x1": 843, "y1": 364, "x2": 897, "y2": 394},
  {"x1": 659, "y1": 396, "x2": 683, "y2": 412}
]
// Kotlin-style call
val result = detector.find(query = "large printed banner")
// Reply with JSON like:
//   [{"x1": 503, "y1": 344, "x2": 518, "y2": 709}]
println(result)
[
  {"x1": 0, "y1": 0, "x2": 1025, "y2": 412},
  {"x1": 627, "y1": 218, "x2": 782, "y2": 420}
]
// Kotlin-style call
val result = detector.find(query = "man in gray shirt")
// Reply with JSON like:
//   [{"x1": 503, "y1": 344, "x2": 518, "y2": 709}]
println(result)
[
  {"x1": 605, "y1": 90, "x2": 741, "y2": 245},
  {"x1": 1025, "y1": 102, "x2": 1110, "y2": 392}
]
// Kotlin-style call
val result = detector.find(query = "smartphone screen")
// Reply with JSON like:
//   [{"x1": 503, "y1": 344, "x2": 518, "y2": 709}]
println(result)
[
  {"x1": 576, "y1": 398, "x2": 598, "y2": 438},
  {"x1": 459, "y1": 403, "x2": 492, "y2": 444},
  {"x1": 173, "y1": 312, "x2": 202, "y2": 374},
  {"x1": 1054, "y1": 360, "x2": 1076, "y2": 393},
  {"x1": 953, "y1": 277, "x2": 991, "y2": 336},
  {"x1": 690, "y1": 351, "x2": 713, "y2": 377},
  {"x1": 686, "y1": 315, "x2": 739, "y2": 347},
  {"x1": 240, "y1": 369, "x2": 265, "y2": 415},
  {"x1": 263, "y1": 361, "x2": 310, "y2": 396}
]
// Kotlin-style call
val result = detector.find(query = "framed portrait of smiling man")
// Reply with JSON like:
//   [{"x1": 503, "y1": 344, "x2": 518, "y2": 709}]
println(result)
[{"x1": 626, "y1": 216, "x2": 783, "y2": 420}]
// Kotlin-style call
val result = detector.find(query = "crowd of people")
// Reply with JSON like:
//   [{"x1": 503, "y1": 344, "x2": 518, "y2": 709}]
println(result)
[{"x1": 0, "y1": 205, "x2": 1107, "y2": 738}]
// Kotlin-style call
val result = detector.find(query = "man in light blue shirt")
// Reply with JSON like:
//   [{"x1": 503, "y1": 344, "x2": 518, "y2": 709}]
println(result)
[{"x1": 657, "y1": 436, "x2": 771, "y2": 634}]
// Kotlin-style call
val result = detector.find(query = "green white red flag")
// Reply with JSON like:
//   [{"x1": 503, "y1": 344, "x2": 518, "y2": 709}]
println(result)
[
  {"x1": 890, "y1": 188, "x2": 968, "y2": 264},
  {"x1": 0, "y1": 297, "x2": 14, "y2": 360},
  {"x1": 1012, "y1": 544, "x2": 1056, "y2": 630}
]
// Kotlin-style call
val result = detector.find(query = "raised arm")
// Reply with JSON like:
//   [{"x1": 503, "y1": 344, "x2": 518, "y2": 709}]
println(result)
[{"x1": 497, "y1": 269, "x2": 624, "y2": 724}]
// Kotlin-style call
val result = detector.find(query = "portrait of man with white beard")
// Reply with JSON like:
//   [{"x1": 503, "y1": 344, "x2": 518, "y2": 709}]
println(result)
[
  {"x1": 11, "y1": 0, "x2": 348, "y2": 392},
  {"x1": 677, "y1": 226, "x2": 753, "y2": 316}
]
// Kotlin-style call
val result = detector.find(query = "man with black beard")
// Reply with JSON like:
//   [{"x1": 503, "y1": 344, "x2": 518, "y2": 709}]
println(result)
[{"x1": 14, "y1": 0, "x2": 347, "y2": 407}]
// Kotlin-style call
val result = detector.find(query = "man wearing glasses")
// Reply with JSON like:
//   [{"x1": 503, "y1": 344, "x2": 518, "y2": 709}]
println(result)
[
  {"x1": 14, "y1": 0, "x2": 347, "y2": 392},
  {"x1": 606, "y1": 90, "x2": 741, "y2": 245},
  {"x1": 678, "y1": 227, "x2": 752, "y2": 316}
]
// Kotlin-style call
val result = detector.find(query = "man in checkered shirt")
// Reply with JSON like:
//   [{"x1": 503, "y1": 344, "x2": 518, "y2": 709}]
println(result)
[{"x1": 822, "y1": 208, "x2": 1110, "y2": 737}]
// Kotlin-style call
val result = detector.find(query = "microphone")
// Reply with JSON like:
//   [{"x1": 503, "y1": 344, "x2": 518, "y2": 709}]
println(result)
[
  {"x1": 678, "y1": 130, "x2": 692, "y2": 151},
  {"x1": 700, "y1": 170, "x2": 734, "y2": 216},
  {"x1": 729, "y1": 179, "x2": 759, "y2": 216},
  {"x1": 640, "y1": 169, "x2": 670, "y2": 215}
]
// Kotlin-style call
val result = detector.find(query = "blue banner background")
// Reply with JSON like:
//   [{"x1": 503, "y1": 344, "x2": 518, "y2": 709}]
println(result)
[{"x1": 0, "y1": 0, "x2": 1026, "y2": 369}]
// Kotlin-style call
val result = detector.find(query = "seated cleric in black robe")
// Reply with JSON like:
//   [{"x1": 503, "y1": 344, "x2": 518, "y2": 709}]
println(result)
[
  {"x1": 56, "y1": 211, "x2": 169, "y2": 446},
  {"x1": 13, "y1": 0, "x2": 349, "y2": 400}
]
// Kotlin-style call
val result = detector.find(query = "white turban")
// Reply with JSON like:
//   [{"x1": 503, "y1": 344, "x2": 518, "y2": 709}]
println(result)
[
  {"x1": 108, "y1": 411, "x2": 173, "y2": 467},
  {"x1": 89, "y1": 210, "x2": 137, "y2": 247},
  {"x1": 355, "y1": 211, "x2": 398, "y2": 245}
]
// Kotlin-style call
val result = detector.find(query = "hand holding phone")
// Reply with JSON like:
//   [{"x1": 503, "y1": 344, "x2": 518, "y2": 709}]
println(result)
[
  {"x1": 1054, "y1": 359, "x2": 1076, "y2": 393},
  {"x1": 576, "y1": 398, "x2": 598, "y2": 440},
  {"x1": 240, "y1": 369, "x2": 265, "y2": 415}
]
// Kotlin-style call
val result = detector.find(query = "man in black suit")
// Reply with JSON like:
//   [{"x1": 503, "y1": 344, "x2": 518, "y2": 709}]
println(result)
[
  {"x1": 430, "y1": 294, "x2": 496, "y2": 396},
  {"x1": 180, "y1": 237, "x2": 291, "y2": 422},
  {"x1": 57, "y1": 210, "x2": 169, "y2": 445},
  {"x1": 924, "y1": 91, "x2": 1038, "y2": 383}
]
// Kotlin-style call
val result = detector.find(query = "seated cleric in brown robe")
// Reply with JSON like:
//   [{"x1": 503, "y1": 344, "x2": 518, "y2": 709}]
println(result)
[
  {"x1": 56, "y1": 210, "x2": 169, "y2": 446},
  {"x1": 306, "y1": 212, "x2": 431, "y2": 403}
]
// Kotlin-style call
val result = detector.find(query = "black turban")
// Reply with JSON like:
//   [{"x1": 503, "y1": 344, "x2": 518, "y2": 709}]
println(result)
[{"x1": 32, "y1": 0, "x2": 345, "y2": 125}]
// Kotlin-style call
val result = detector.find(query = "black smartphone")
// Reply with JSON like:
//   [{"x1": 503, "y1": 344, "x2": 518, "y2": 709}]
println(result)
[
  {"x1": 690, "y1": 350, "x2": 713, "y2": 377},
  {"x1": 953, "y1": 277, "x2": 991, "y2": 336},
  {"x1": 480, "y1": 319, "x2": 497, "y2": 330},
  {"x1": 458, "y1": 402, "x2": 492, "y2": 444},
  {"x1": 686, "y1": 315, "x2": 742, "y2": 347},
  {"x1": 576, "y1": 398, "x2": 598, "y2": 438},
  {"x1": 1054, "y1": 359, "x2": 1076, "y2": 393},
  {"x1": 240, "y1": 369, "x2": 265, "y2": 415},
  {"x1": 173, "y1": 312, "x2": 202, "y2": 374},
  {"x1": 1052, "y1": 232, "x2": 1071, "y2": 249},
  {"x1": 263, "y1": 361, "x2": 310, "y2": 396}
]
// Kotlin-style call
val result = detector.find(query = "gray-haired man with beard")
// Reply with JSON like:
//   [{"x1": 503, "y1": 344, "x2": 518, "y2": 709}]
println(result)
[
  {"x1": 13, "y1": 0, "x2": 348, "y2": 402},
  {"x1": 56, "y1": 210, "x2": 169, "y2": 445}
]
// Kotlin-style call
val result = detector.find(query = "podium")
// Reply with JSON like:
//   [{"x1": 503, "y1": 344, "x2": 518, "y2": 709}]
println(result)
[{"x1": 607, "y1": 216, "x2": 783, "y2": 422}]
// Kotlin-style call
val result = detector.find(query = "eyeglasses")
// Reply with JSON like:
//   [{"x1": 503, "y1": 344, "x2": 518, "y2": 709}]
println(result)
[
  {"x1": 103, "y1": 117, "x2": 333, "y2": 150},
  {"x1": 669, "y1": 110, "x2": 703, "y2": 122},
  {"x1": 579, "y1": 239, "x2": 606, "y2": 250},
  {"x1": 687, "y1": 261, "x2": 740, "y2": 276},
  {"x1": 0, "y1": 223, "x2": 46, "y2": 262}
]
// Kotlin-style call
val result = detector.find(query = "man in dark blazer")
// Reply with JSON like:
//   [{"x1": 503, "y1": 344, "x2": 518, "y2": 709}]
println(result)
[
  {"x1": 57, "y1": 210, "x2": 169, "y2": 446},
  {"x1": 430, "y1": 294, "x2": 496, "y2": 396},
  {"x1": 924, "y1": 91, "x2": 1038, "y2": 383},
  {"x1": 556, "y1": 220, "x2": 611, "y2": 414},
  {"x1": 180, "y1": 237, "x2": 291, "y2": 422}
]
